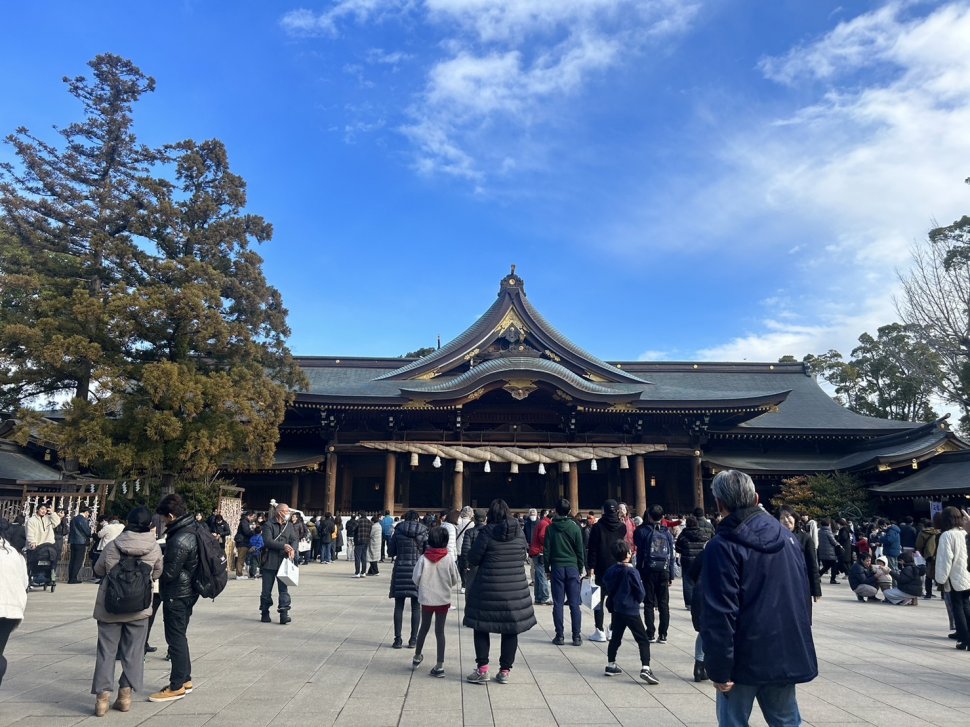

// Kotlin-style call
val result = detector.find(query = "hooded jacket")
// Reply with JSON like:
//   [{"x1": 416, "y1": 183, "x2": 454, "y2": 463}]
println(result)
[
  {"x1": 816, "y1": 525, "x2": 841, "y2": 562},
  {"x1": 675, "y1": 526, "x2": 709, "y2": 572},
  {"x1": 544, "y1": 516, "x2": 585, "y2": 571},
  {"x1": 586, "y1": 507, "x2": 628, "y2": 585},
  {"x1": 463, "y1": 518, "x2": 537, "y2": 635},
  {"x1": 701, "y1": 507, "x2": 817, "y2": 687},
  {"x1": 877, "y1": 524, "x2": 902, "y2": 558},
  {"x1": 413, "y1": 549, "x2": 461, "y2": 607},
  {"x1": 935, "y1": 528, "x2": 970, "y2": 592},
  {"x1": 602, "y1": 562, "x2": 645, "y2": 617},
  {"x1": 388, "y1": 519, "x2": 429, "y2": 599},
  {"x1": 93, "y1": 530, "x2": 163, "y2": 622}
]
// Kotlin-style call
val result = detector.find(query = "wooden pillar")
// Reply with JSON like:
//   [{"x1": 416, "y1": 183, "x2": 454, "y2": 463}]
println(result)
[
  {"x1": 568, "y1": 466, "x2": 579, "y2": 515},
  {"x1": 692, "y1": 453, "x2": 704, "y2": 512},
  {"x1": 325, "y1": 452, "x2": 338, "y2": 515},
  {"x1": 384, "y1": 452, "x2": 396, "y2": 516},
  {"x1": 634, "y1": 455, "x2": 647, "y2": 518},
  {"x1": 340, "y1": 462, "x2": 353, "y2": 512},
  {"x1": 290, "y1": 473, "x2": 300, "y2": 509},
  {"x1": 452, "y1": 468, "x2": 464, "y2": 511}
]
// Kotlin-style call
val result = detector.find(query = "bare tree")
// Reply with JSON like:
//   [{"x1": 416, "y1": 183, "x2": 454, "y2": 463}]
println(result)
[{"x1": 896, "y1": 229, "x2": 970, "y2": 430}]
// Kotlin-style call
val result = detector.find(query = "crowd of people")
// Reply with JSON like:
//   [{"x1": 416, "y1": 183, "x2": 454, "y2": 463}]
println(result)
[{"x1": 2, "y1": 474, "x2": 970, "y2": 725}]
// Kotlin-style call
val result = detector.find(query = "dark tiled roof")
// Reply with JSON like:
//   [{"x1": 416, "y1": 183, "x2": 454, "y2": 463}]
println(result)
[
  {"x1": 871, "y1": 450, "x2": 970, "y2": 494},
  {"x1": 705, "y1": 423, "x2": 954, "y2": 473},
  {"x1": 0, "y1": 445, "x2": 62, "y2": 482}
]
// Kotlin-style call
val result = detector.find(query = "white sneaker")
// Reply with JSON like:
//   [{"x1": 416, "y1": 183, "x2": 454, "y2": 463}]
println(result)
[
  {"x1": 460, "y1": 587, "x2": 466, "y2": 594},
  {"x1": 606, "y1": 628, "x2": 612, "y2": 640},
  {"x1": 589, "y1": 629, "x2": 607, "y2": 642}
]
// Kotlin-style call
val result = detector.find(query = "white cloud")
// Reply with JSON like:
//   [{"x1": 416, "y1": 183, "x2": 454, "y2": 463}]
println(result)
[
  {"x1": 281, "y1": 0, "x2": 700, "y2": 182},
  {"x1": 657, "y1": 2, "x2": 970, "y2": 361}
]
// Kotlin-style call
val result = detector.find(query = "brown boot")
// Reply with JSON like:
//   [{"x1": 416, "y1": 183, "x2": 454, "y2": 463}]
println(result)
[
  {"x1": 113, "y1": 686, "x2": 132, "y2": 712},
  {"x1": 95, "y1": 691, "x2": 111, "y2": 717}
]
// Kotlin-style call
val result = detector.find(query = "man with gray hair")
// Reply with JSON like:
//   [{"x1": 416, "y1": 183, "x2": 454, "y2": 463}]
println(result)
[{"x1": 701, "y1": 470, "x2": 817, "y2": 727}]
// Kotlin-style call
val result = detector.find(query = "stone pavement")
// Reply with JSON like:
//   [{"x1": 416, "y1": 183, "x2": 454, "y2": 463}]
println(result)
[{"x1": 3, "y1": 556, "x2": 970, "y2": 727}]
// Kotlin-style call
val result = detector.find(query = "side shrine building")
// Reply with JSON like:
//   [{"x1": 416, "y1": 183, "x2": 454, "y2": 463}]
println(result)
[{"x1": 233, "y1": 270, "x2": 964, "y2": 516}]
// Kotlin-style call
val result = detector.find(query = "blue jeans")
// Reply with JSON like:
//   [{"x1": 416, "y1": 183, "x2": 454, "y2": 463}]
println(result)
[
  {"x1": 551, "y1": 566, "x2": 582, "y2": 638},
  {"x1": 716, "y1": 683, "x2": 801, "y2": 727},
  {"x1": 533, "y1": 556, "x2": 550, "y2": 603},
  {"x1": 259, "y1": 569, "x2": 291, "y2": 614},
  {"x1": 320, "y1": 542, "x2": 333, "y2": 563},
  {"x1": 694, "y1": 633, "x2": 704, "y2": 661}
]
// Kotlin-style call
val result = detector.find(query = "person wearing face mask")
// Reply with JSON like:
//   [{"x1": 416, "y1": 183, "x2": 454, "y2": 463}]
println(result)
[{"x1": 259, "y1": 503, "x2": 299, "y2": 624}]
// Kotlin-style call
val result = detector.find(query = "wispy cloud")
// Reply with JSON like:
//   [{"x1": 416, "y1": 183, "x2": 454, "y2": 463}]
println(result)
[
  {"x1": 280, "y1": 0, "x2": 700, "y2": 183},
  {"x1": 660, "y1": 2, "x2": 970, "y2": 361}
]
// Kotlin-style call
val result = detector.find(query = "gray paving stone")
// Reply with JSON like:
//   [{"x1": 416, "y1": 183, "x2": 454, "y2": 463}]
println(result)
[{"x1": 7, "y1": 560, "x2": 970, "y2": 726}]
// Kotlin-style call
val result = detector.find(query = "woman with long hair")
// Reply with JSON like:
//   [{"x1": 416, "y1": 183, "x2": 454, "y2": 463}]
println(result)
[
  {"x1": 388, "y1": 510, "x2": 428, "y2": 649},
  {"x1": 463, "y1": 499, "x2": 536, "y2": 684}
]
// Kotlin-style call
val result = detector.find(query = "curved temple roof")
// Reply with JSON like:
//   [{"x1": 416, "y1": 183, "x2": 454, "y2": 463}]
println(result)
[{"x1": 376, "y1": 269, "x2": 647, "y2": 385}]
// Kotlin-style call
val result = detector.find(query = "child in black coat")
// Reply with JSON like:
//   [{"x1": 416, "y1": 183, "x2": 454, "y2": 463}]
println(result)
[{"x1": 601, "y1": 541, "x2": 659, "y2": 684}]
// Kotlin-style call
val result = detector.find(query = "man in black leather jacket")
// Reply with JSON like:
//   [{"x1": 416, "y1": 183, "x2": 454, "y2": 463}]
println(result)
[
  {"x1": 260, "y1": 502, "x2": 299, "y2": 624},
  {"x1": 150, "y1": 494, "x2": 199, "y2": 703}
]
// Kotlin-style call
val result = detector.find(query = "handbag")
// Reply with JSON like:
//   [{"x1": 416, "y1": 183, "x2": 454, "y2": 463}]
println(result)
[
  {"x1": 278, "y1": 557, "x2": 300, "y2": 587},
  {"x1": 298, "y1": 538, "x2": 311, "y2": 553},
  {"x1": 580, "y1": 578, "x2": 600, "y2": 611}
]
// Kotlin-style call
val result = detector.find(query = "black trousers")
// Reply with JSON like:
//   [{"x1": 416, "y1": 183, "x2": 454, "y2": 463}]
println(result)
[
  {"x1": 393, "y1": 597, "x2": 420, "y2": 641},
  {"x1": 68, "y1": 544, "x2": 87, "y2": 583},
  {"x1": 0, "y1": 618, "x2": 19, "y2": 687},
  {"x1": 473, "y1": 630, "x2": 517, "y2": 670},
  {"x1": 952, "y1": 588, "x2": 970, "y2": 643},
  {"x1": 607, "y1": 612, "x2": 651, "y2": 665},
  {"x1": 162, "y1": 595, "x2": 197, "y2": 691},
  {"x1": 643, "y1": 571, "x2": 670, "y2": 639},
  {"x1": 819, "y1": 559, "x2": 839, "y2": 581}
]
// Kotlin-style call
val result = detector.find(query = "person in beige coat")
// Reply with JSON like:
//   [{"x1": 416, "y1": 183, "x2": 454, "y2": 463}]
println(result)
[
  {"x1": 935, "y1": 506, "x2": 970, "y2": 650},
  {"x1": 91, "y1": 508, "x2": 163, "y2": 716},
  {"x1": 26, "y1": 503, "x2": 61, "y2": 549}
]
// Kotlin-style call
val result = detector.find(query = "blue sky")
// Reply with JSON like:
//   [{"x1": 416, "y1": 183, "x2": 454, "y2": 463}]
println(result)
[{"x1": 3, "y1": 1, "x2": 969, "y2": 363}]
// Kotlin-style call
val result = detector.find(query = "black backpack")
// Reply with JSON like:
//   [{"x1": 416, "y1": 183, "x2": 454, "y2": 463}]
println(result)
[
  {"x1": 104, "y1": 551, "x2": 153, "y2": 614},
  {"x1": 192, "y1": 523, "x2": 229, "y2": 599}
]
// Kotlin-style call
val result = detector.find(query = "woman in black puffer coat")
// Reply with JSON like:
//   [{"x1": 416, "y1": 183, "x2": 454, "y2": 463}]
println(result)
[
  {"x1": 675, "y1": 516, "x2": 710, "y2": 608},
  {"x1": 387, "y1": 511, "x2": 428, "y2": 649},
  {"x1": 463, "y1": 499, "x2": 536, "y2": 684}
]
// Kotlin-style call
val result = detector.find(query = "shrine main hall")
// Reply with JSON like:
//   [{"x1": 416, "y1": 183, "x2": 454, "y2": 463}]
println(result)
[{"x1": 234, "y1": 270, "x2": 962, "y2": 516}]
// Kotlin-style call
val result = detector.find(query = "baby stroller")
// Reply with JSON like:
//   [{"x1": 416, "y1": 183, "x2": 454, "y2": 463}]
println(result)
[{"x1": 27, "y1": 543, "x2": 58, "y2": 592}]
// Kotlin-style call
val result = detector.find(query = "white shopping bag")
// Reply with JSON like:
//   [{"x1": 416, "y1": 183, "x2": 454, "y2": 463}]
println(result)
[
  {"x1": 580, "y1": 578, "x2": 600, "y2": 611},
  {"x1": 278, "y1": 557, "x2": 300, "y2": 587}
]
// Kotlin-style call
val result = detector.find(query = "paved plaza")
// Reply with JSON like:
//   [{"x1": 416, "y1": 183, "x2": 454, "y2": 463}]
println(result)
[{"x1": 3, "y1": 557, "x2": 970, "y2": 727}]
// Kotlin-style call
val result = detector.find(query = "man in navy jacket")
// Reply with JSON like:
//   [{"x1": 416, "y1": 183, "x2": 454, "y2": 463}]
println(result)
[{"x1": 701, "y1": 470, "x2": 817, "y2": 727}]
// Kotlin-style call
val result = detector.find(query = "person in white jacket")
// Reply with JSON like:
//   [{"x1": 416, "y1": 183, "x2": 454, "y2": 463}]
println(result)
[
  {"x1": 934, "y1": 506, "x2": 970, "y2": 649},
  {"x1": 0, "y1": 526, "x2": 29, "y2": 686},
  {"x1": 411, "y1": 526, "x2": 461, "y2": 678},
  {"x1": 26, "y1": 503, "x2": 61, "y2": 549}
]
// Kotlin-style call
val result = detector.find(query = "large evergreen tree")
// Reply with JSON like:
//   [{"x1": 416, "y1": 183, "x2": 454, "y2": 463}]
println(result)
[{"x1": 0, "y1": 55, "x2": 304, "y2": 487}]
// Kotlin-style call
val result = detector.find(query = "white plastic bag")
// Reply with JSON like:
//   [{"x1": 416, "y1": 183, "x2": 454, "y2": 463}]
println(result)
[
  {"x1": 298, "y1": 538, "x2": 311, "y2": 553},
  {"x1": 278, "y1": 557, "x2": 300, "y2": 587},
  {"x1": 580, "y1": 578, "x2": 600, "y2": 611},
  {"x1": 913, "y1": 551, "x2": 926, "y2": 567}
]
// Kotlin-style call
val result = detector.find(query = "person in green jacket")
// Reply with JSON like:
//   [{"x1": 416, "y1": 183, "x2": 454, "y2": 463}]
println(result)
[{"x1": 544, "y1": 498, "x2": 586, "y2": 646}]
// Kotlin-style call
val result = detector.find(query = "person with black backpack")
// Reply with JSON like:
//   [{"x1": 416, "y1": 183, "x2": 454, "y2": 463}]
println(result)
[
  {"x1": 634, "y1": 504, "x2": 676, "y2": 645},
  {"x1": 150, "y1": 494, "x2": 199, "y2": 703},
  {"x1": 91, "y1": 507, "x2": 162, "y2": 717}
]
